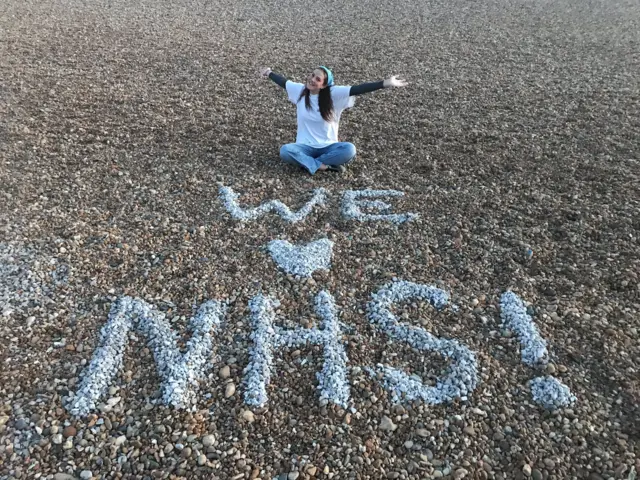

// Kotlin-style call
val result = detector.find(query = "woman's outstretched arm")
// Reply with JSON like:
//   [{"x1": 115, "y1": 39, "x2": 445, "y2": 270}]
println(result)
[
  {"x1": 269, "y1": 72, "x2": 287, "y2": 88},
  {"x1": 260, "y1": 67, "x2": 287, "y2": 89},
  {"x1": 349, "y1": 75, "x2": 408, "y2": 96}
]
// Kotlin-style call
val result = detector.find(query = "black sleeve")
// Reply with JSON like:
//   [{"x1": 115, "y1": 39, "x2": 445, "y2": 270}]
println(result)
[
  {"x1": 349, "y1": 80, "x2": 385, "y2": 96},
  {"x1": 268, "y1": 72, "x2": 288, "y2": 89}
]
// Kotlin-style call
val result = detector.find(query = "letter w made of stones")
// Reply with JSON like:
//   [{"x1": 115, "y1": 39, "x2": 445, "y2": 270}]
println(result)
[
  {"x1": 243, "y1": 291, "x2": 350, "y2": 408},
  {"x1": 66, "y1": 297, "x2": 226, "y2": 417}
]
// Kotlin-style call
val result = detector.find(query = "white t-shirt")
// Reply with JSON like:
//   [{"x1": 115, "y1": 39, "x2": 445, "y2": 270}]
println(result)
[{"x1": 285, "y1": 81, "x2": 355, "y2": 147}]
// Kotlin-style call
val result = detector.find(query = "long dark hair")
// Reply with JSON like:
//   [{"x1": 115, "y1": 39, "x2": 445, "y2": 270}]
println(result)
[{"x1": 297, "y1": 76, "x2": 334, "y2": 122}]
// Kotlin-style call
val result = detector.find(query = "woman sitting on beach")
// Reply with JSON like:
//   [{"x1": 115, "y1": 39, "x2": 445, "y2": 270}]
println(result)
[{"x1": 260, "y1": 66, "x2": 407, "y2": 175}]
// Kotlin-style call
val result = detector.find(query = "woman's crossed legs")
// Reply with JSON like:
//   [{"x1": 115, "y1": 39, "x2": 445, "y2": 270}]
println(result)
[{"x1": 279, "y1": 142, "x2": 356, "y2": 175}]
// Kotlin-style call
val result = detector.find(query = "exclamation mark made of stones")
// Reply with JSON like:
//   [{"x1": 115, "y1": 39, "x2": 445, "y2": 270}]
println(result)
[{"x1": 499, "y1": 291, "x2": 576, "y2": 410}]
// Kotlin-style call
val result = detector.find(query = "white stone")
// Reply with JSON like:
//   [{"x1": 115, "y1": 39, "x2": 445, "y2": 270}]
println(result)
[
  {"x1": 266, "y1": 238, "x2": 333, "y2": 277},
  {"x1": 219, "y1": 185, "x2": 327, "y2": 223},
  {"x1": 530, "y1": 376, "x2": 576, "y2": 409},
  {"x1": 500, "y1": 291, "x2": 548, "y2": 365},
  {"x1": 367, "y1": 281, "x2": 478, "y2": 405},
  {"x1": 66, "y1": 297, "x2": 227, "y2": 416},
  {"x1": 243, "y1": 291, "x2": 350, "y2": 408},
  {"x1": 341, "y1": 189, "x2": 418, "y2": 224}
]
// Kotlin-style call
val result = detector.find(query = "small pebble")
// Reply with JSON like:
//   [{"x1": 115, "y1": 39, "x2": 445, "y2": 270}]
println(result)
[
  {"x1": 379, "y1": 416, "x2": 396, "y2": 432},
  {"x1": 225, "y1": 383, "x2": 236, "y2": 398},
  {"x1": 454, "y1": 468, "x2": 469, "y2": 479},
  {"x1": 242, "y1": 410, "x2": 255, "y2": 423},
  {"x1": 15, "y1": 418, "x2": 28, "y2": 430},
  {"x1": 202, "y1": 434, "x2": 215, "y2": 447}
]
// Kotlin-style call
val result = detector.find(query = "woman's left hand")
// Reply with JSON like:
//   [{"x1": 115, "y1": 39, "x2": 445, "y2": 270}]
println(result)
[
  {"x1": 259, "y1": 67, "x2": 272, "y2": 79},
  {"x1": 383, "y1": 75, "x2": 408, "y2": 88}
]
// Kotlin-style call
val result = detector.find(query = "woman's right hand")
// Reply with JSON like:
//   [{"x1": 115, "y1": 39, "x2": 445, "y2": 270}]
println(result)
[
  {"x1": 259, "y1": 67, "x2": 272, "y2": 79},
  {"x1": 383, "y1": 75, "x2": 408, "y2": 88}
]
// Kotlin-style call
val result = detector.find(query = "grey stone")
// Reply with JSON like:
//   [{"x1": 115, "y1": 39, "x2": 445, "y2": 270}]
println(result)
[
  {"x1": 54, "y1": 474, "x2": 77, "y2": 480},
  {"x1": 15, "y1": 418, "x2": 28, "y2": 430},
  {"x1": 379, "y1": 416, "x2": 397, "y2": 432}
]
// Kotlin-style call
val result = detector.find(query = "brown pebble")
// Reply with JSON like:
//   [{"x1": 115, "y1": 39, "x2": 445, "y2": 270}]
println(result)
[
  {"x1": 241, "y1": 410, "x2": 255, "y2": 423},
  {"x1": 225, "y1": 383, "x2": 236, "y2": 398},
  {"x1": 454, "y1": 468, "x2": 469, "y2": 479},
  {"x1": 63, "y1": 426, "x2": 76, "y2": 438}
]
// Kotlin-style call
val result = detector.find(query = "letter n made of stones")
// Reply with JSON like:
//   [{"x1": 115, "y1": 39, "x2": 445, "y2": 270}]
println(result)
[
  {"x1": 243, "y1": 291, "x2": 350, "y2": 408},
  {"x1": 66, "y1": 297, "x2": 226, "y2": 417}
]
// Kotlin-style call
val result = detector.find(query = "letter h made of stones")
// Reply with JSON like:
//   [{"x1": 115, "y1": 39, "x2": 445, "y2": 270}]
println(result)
[{"x1": 242, "y1": 291, "x2": 350, "y2": 408}]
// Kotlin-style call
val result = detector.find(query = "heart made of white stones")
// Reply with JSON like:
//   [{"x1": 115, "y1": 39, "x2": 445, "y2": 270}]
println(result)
[{"x1": 267, "y1": 239, "x2": 334, "y2": 277}]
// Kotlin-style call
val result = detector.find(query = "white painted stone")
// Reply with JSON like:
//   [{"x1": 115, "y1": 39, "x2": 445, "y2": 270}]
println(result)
[
  {"x1": 530, "y1": 376, "x2": 576, "y2": 409},
  {"x1": 267, "y1": 238, "x2": 333, "y2": 277},
  {"x1": 218, "y1": 185, "x2": 327, "y2": 223},
  {"x1": 341, "y1": 189, "x2": 418, "y2": 224},
  {"x1": 500, "y1": 291, "x2": 548, "y2": 365},
  {"x1": 367, "y1": 281, "x2": 478, "y2": 404},
  {"x1": 243, "y1": 291, "x2": 350, "y2": 408},
  {"x1": 66, "y1": 297, "x2": 226, "y2": 417}
]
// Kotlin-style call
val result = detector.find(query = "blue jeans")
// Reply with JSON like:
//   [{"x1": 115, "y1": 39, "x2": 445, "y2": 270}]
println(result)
[{"x1": 279, "y1": 142, "x2": 357, "y2": 175}]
